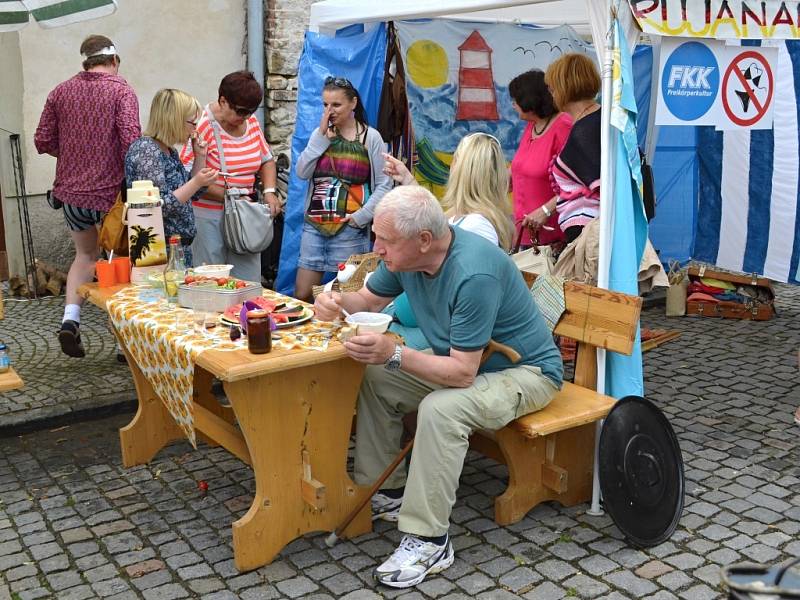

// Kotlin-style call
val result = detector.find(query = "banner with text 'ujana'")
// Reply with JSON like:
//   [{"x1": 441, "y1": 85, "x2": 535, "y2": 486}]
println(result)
[{"x1": 628, "y1": 1, "x2": 800, "y2": 40}]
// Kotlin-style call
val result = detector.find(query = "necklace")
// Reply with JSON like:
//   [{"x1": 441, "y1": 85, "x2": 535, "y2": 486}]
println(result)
[
  {"x1": 532, "y1": 115, "x2": 553, "y2": 137},
  {"x1": 335, "y1": 121, "x2": 361, "y2": 141},
  {"x1": 574, "y1": 102, "x2": 597, "y2": 122}
]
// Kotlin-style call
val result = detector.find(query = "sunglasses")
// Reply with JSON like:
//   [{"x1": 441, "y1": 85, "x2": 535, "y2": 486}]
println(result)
[
  {"x1": 222, "y1": 98, "x2": 257, "y2": 118},
  {"x1": 231, "y1": 104, "x2": 257, "y2": 118},
  {"x1": 324, "y1": 76, "x2": 354, "y2": 89},
  {"x1": 465, "y1": 131, "x2": 502, "y2": 146}
]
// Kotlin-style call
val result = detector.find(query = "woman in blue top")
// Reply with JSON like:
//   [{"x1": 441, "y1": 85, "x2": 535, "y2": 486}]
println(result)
[{"x1": 125, "y1": 88, "x2": 217, "y2": 266}]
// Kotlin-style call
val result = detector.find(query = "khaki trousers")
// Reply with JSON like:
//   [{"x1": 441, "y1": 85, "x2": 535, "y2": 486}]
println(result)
[{"x1": 354, "y1": 363, "x2": 558, "y2": 537}]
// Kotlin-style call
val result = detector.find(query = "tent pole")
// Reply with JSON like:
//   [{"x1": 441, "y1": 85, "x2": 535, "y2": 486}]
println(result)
[{"x1": 588, "y1": 2, "x2": 616, "y2": 518}]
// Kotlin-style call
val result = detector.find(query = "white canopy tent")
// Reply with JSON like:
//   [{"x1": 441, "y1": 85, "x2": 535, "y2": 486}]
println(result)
[
  {"x1": 311, "y1": 0, "x2": 594, "y2": 35},
  {"x1": 308, "y1": 0, "x2": 639, "y2": 300},
  {"x1": 309, "y1": 0, "x2": 642, "y2": 51},
  {"x1": 309, "y1": 0, "x2": 639, "y2": 515}
]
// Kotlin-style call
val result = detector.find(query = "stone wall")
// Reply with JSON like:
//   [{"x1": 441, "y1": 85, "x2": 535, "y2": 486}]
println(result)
[{"x1": 264, "y1": 0, "x2": 316, "y2": 159}]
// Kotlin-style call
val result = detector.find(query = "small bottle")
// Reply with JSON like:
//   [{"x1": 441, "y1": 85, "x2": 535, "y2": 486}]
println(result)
[
  {"x1": 163, "y1": 235, "x2": 182, "y2": 303},
  {"x1": 175, "y1": 240, "x2": 187, "y2": 274},
  {"x1": 246, "y1": 309, "x2": 272, "y2": 354},
  {"x1": 0, "y1": 343, "x2": 9, "y2": 374}
]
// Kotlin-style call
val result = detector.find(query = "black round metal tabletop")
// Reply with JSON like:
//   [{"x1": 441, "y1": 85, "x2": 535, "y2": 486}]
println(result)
[{"x1": 599, "y1": 395, "x2": 685, "y2": 548}]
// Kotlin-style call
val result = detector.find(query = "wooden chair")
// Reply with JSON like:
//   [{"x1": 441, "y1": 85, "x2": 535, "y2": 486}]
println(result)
[{"x1": 468, "y1": 278, "x2": 641, "y2": 525}]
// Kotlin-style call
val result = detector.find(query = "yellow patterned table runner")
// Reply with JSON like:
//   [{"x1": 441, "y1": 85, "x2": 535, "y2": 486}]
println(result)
[{"x1": 107, "y1": 286, "x2": 339, "y2": 447}]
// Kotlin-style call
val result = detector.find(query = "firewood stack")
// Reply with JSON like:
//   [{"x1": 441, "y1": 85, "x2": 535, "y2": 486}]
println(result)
[{"x1": 8, "y1": 259, "x2": 67, "y2": 297}]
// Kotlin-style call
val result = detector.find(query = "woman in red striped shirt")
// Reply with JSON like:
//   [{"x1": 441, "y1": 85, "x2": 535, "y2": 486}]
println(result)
[{"x1": 180, "y1": 71, "x2": 279, "y2": 282}]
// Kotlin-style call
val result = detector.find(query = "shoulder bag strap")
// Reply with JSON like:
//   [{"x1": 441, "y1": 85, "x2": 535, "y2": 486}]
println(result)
[
  {"x1": 205, "y1": 107, "x2": 228, "y2": 173},
  {"x1": 512, "y1": 223, "x2": 525, "y2": 254}
]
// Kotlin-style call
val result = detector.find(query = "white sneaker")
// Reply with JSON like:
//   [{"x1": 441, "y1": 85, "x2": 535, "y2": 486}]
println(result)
[
  {"x1": 374, "y1": 534, "x2": 454, "y2": 588},
  {"x1": 371, "y1": 492, "x2": 402, "y2": 522}
]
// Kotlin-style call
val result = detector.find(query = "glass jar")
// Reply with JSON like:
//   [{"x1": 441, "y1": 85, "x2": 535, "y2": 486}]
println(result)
[
  {"x1": 0, "y1": 343, "x2": 9, "y2": 374},
  {"x1": 246, "y1": 310, "x2": 272, "y2": 354}
]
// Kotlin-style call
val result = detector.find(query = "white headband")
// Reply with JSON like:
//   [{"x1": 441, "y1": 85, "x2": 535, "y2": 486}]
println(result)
[{"x1": 83, "y1": 45, "x2": 117, "y2": 58}]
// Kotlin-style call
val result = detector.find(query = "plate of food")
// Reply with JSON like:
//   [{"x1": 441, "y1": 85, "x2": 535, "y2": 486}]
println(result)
[{"x1": 220, "y1": 301, "x2": 314, "y2": 329}]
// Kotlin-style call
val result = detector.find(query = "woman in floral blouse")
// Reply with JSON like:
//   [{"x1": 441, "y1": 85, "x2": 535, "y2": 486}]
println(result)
[{"x1": 124, "y1": 89, "x2": 217, "y2": 265}]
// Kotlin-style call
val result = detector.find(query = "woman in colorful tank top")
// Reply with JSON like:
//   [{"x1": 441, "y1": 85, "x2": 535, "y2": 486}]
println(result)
[{"x1": 294, "y1": 77, "x2": 391, "y2": 301}]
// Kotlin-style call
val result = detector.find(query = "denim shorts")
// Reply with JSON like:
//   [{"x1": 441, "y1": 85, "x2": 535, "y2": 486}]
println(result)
[{"x1": 297, "y1": 221, "x2": 370, "y2": 273}]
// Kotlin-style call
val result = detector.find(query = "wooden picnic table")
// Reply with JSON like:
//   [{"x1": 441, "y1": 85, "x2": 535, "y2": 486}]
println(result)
[
  {"x1": 0, "y1": 367, "x2": 24, "y2": 392},
  {"x1": 0, "y1": 289, "x2": 24, "y2": 392},
  {"x1": 80, "y1": 283, "x2": 372, "y2": 571}
]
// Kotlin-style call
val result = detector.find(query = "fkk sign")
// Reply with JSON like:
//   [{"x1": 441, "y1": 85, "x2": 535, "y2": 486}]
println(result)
[{"x1": 656, "y1": 38, "x2": 777, "y2": 129}]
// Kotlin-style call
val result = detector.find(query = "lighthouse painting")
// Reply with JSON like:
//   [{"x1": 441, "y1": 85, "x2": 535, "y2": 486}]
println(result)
[
  {"x1": 397, "y1": 19, "x2": 588, "y2": 197},
  {"x1": 456, "y1": 30, "x2": 499, "y2": 121}
]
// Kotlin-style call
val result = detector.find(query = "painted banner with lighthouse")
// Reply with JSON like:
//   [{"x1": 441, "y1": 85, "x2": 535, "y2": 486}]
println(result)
[{"x1": 396, "y1": 20, "x2": 589, "y2": 192}]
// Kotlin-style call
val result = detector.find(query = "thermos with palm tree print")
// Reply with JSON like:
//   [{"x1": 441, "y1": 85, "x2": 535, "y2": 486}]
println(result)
[{"x1": 125, "y1": 180, "x2": 168, "y2": 284}]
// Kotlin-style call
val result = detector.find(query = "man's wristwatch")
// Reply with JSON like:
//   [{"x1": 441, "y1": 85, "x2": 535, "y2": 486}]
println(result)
[
  {"x1": 384, "y1": 344, "x2": 403, "y2": 372},
  {"x1": 263, "y1": 187, "x2": 277, "y2": 195}
]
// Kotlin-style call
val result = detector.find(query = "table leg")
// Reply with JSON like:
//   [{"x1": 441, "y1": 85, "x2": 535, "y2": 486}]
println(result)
[
  {"x1": 193, "y1": 368, "x2": 236, "y2": 448},
  {"x1": 225, "y1": 358, "x2": 372, "y2": 571},
  {"x1": 115, "y1": 330, "x2": 184, "y2": 468}
]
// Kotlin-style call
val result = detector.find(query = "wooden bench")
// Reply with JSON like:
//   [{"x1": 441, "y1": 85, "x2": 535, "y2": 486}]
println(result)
[
  {"x1": 468, "y1": 278, "x2": 642, "y2": 525},
  {"x1": 0, "y1": 368, "x2": 24, "y2": 392}
]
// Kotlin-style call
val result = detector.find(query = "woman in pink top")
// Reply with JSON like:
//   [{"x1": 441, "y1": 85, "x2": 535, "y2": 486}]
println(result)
[{"x1": 509, "y1": 70, "x2": 571, "y2": 248}]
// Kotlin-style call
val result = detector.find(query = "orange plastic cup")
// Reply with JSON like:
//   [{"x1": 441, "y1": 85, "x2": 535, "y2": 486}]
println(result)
[
  {"x1": 96, "y1": 260, "x2": 117, "y2": 287},
  {"x1": 112, "y1": 256, "x2": 131, "y2": 284}
]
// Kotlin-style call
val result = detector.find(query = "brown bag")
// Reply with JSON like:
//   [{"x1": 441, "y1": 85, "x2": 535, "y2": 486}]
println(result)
[
  {"x1": 665, "y1": 279, "x2": 687, "y2": 317},
  {"x1": 98, "y1": 191, "x2": 128, "y2": 257}
]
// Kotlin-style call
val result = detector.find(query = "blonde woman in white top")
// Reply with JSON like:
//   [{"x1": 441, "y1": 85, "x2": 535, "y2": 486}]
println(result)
[
  {"x1": 382, "y1": 132, "x2": 513, "y2": 250},
  {"x1": 382, "y1": 133, "x2": 513, "y2": 337}
]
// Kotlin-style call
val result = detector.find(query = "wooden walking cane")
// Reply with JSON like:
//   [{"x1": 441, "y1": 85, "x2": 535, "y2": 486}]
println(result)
[{"x1": 324, "y1": 339, "x2": 522, "y2": 548}]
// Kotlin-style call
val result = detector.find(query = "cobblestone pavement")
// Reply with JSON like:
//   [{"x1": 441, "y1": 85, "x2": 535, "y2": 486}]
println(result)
[
  {"x1": 0, "y1": 296, "x2": 136, "y2": 433},
  {"x1": 0, "y1": 285, "x2": 798, "y2": 599}
]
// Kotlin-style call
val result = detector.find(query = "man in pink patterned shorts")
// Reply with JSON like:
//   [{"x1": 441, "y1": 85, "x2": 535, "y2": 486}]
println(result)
[{"x1": 35, "y1": 35, "x2": 140, "y2": 358}]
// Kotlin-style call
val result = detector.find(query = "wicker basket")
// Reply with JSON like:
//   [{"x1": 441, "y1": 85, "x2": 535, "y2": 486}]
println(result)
[{"x1": 312, "y1": 252, "x2": 381, "y2": 298}]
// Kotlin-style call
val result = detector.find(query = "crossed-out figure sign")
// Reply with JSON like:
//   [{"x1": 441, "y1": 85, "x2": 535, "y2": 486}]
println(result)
[{"x1": 722, "y1": 50, "x2": 774, "y2": 128}]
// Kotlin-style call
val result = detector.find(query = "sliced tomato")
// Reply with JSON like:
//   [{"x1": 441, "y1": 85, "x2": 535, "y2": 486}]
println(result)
[
  {"x1": 184, "y1": 275, "x2": 195, "y2": 284},
  {"x1": 235, "y1": 280, "x2": 246, "y2": 289}
]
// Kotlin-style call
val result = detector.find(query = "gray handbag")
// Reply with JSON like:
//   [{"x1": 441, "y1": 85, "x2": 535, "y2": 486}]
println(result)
[{"x1": 208, "y1": 111, "x2": 274, "y2": 255}]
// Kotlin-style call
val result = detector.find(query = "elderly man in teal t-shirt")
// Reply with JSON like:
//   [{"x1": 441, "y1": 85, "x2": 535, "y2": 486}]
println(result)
[{"x1": 314, "y1": 185, "x2": 563, "y2": 589}]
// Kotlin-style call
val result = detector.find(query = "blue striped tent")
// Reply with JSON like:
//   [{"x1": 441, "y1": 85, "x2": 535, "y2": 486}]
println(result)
[{"x1": 694, "y1": 40, "x2": 800, "y2": 285}]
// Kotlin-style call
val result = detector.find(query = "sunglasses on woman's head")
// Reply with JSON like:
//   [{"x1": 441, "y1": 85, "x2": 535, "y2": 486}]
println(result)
[
  {"x1": 324, "y1": 76, "x2": 354, "y2": 89},
  {"x1": 465, "y1": 131, "x2": 502, "y2": 146}
]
